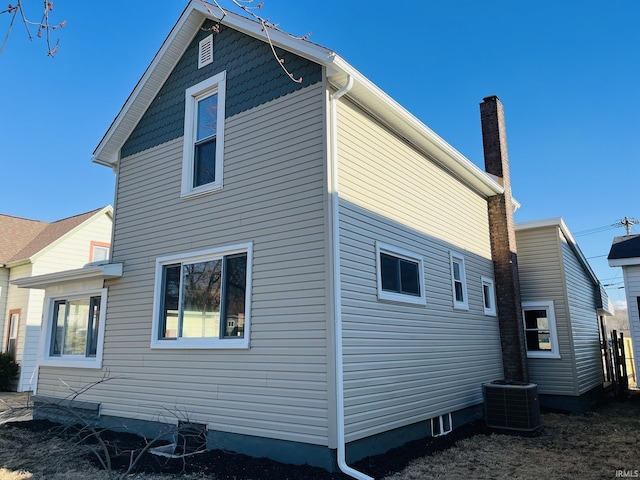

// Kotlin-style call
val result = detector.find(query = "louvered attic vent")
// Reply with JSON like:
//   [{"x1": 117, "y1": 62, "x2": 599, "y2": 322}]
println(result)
[{"x1": 198, "y1": 34, "x2": 213, "y2": 68}]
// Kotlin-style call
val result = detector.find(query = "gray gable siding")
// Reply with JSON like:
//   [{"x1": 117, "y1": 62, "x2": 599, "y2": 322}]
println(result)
[{"x1": 121, "y1": 20, "x2": 323, "y2": 159}]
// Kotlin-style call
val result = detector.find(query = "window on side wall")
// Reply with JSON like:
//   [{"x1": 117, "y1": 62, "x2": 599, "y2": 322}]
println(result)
[
  {"x1": 90, "y1": 241, "x2": 111, "y2": 262},
  {"x1": 181, "y1": 71, "x2": 226, "y2": 198},
  {"x1": 522, "y1": 300, "x2": 560, "y2": 359},
  {"x1": 481, "y1": 276, "x2": 497, "y2": 316},
  {"x1": 449, "y1": 252, "x2": 468, "y2": 310},
  {"x1": 41, "y1": 290, "x2": 107, "y2": 368},
  {"x1": 376, "y1": 242, "x2": 426, "y2": 305},
  {"x1": 151, "y1": 243, "x2": 252, "y2": 349}
]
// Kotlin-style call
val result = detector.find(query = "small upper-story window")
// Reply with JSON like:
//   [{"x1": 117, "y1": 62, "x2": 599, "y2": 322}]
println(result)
[
  {"x1": 376, "y1": 242, "x2": 426, "y2": 305},
  {"x1": 449, "y1": 252, "x2": 468, "y2": 310},
  {"x1": 90, "y1": 241, "x2": 110, "y2": 262},
  {"x1": 181, "y1": 71, "x2": 226, "y2": 198}
]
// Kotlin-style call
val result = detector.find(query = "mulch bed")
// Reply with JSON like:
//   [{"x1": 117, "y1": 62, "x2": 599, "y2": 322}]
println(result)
[{"x1": 7, "y1": 417, "x2": 491, "y2": 479}]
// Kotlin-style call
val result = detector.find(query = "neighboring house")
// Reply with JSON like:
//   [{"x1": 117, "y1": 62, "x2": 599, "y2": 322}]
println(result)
[
  {"x1": 0, "y1": 207, "x2": 113, "y2": 391},
  {"x1": 10, "y1": 2, "x2": 610, "y2": 477},
  {"x1": 607, "y1": 235, "x2": 640, "y2": 382},
  {"x1": 515, "y1": 218, "x2": 613, "y2": 412}
]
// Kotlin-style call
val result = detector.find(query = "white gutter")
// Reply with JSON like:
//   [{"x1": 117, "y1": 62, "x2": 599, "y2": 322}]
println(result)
[{"x1": 329, "y1": 75, "x2": 374, "y2": 480}]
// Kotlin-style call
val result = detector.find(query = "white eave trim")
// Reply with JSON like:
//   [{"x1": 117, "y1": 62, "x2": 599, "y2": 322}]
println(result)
[
  {"x1": 12, "y1": 263, "x2": 123, "y2": 289},
  {"x1": 608, "y1": 257, "x2": 640, "y2": 267}
]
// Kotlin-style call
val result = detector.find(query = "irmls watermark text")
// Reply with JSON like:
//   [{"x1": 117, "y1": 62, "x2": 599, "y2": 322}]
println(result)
[{"x1": 616, "y1": 470, "x2": 640, "y2": 478}]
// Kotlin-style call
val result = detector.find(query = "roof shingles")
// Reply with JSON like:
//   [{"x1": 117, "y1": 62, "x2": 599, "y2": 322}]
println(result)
[{"x1": 0, "y1": 208, "x2": 103, "y2": 265}]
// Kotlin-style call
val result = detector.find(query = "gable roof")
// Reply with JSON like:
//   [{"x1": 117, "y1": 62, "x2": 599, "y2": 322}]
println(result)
[
  {"x1": 0, "y1": 215, "x2": 48, "y2": 264},
  {"x1": 516, "y1": 218, "x2": 613, "y2": 315},
  {"x1": 92, "y1": 0, "x2": 504, "y2": 198},
  {"x1": 608, "y1": 235, "x2": 640, "y2": 267},
  {"x1": 0, "y1": 207, "x2": 112, "y2": 266}
]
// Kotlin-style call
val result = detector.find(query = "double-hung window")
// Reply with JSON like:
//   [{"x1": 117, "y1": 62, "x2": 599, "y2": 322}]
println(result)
[
  {"x1": 449, "y1": 252, "x2": 468, "y2": 310},
  {"x1": 522, "y1": 300, "x2": 560, "y2": 358},
  {"x1": 181, "y1": 71, "x2": 226, "y2": 197},
  {"x1": 42, "y1": 289, "x2": 107, "y2": 368},
  {"x1": 376, "y1": 242, "x2": 426, "y2": 305},
  {"x1": 152, "y1": 243, "x2": 252, "y2": 349},
  {"x1": 481, "y1": 276, "x2": 497, "y2": 316}
]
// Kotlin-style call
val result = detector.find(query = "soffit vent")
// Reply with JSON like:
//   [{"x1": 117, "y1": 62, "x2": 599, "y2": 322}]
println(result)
[{"x1": 198, "y1": 35, "x2": 214, "y2": 69}]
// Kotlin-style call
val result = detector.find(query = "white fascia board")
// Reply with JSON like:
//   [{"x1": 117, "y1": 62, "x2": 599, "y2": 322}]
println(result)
[
  {"x1": 12, "y1": 263, "x2": 123, "y2": 289},
  {"x1": 608, "y1": 257, "x2": 640, "y2": 267}
]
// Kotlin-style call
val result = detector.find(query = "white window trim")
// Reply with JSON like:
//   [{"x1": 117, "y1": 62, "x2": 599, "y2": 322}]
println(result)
[
  {"x1": 39, "y1": 288, "x2": 108, "y2": 369},
  {"x1": 181, "y1": 70, "x2": 226, "y2": 198},
  {"x1": 375, "y1": 242, "x2": 426, "y2": 305},
  {"x1": 522, "y1": 300, "x2": 560, "y2": 359},
  {"x1": 481, "y1": 276, "x2": 497, "y2": 316},
  {"x1": 150, "y1": 242, "x2": 252, "y2": 350},
  {"x1": 449, "y1": 251, "x2": 468, "y2": 310}
]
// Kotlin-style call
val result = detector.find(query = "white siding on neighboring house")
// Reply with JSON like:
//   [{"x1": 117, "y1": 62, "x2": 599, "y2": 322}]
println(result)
[
  {"x1": 37, "y1": 84, "x2": 334, "y2": 447},
  {"x1": 336, "y1": 98, "x2": 503, "y2": 442},
  {"x1": 560, "y1": 232, "x2": 603, "y2": 394},
  {"x1": 6, "y1": 265, "x2": 33, "y2": 388},
  {"x1": 31, "y1": 213, "x2": 113, "y2": 276},
  {"x1": 516, "y1": 226, "x2": 576, "y2": 395},
  {"x1": 623, "y1": 265, "x2": 640, "y2": 379},
  {"x1": 0, "y1": 268, "x2": 8, "y2": 348}
]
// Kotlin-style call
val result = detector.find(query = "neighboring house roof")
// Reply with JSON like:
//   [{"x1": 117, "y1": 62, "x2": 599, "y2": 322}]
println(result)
[
  {"x1": 92, "y1": 0, "x2": 504, "y2": 198},
  {"x1": 516, "y1": 217, "x2": 613, "y2": 315},
  {"x1": 0, "y1": 207, "x2": 112, "y2": 266},
  {"x1": 0, "y1": 215, "x2": 48, "y2": 264},
  {"x1": 607, "y1": 235, "x2": 640, "y2": 267}
]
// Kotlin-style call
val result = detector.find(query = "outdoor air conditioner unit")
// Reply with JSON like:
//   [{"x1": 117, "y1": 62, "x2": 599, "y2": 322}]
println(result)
[{"x1": 483, "y1": 380, "x2": 541, "y2": 432}]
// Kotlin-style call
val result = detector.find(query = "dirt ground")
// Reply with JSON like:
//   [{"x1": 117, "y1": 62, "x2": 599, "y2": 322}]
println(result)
[{"x1": 0, "y1": 391, "x2": 639, "y2": 480}]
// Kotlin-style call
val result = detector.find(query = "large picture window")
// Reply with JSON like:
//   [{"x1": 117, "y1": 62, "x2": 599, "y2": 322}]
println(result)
[
  {"x1": 152, "y1": 243, "x2": 252, "y2": 349},
  {"x1": 181, "y1": 71, "x2": 226, "y2": 197},
  {"x1": 522, "y1": 300, "x2": 560, "y2": 358},
  {"x1": 41, "y1": 289, "x2": 107, "y2": 369},
  {"x1": 376, "y1": 242, "x2": 426, "y2": 305}
]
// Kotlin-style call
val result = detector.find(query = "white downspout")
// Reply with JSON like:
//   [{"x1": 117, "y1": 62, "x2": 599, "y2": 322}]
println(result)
[{"x1": 330, "y1": 75, "x2": 374, "y2": 480}]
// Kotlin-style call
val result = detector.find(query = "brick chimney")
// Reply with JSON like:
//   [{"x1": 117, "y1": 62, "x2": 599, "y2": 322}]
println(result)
[{"x1": 480, "y1": 96, "x2": 529, "y2": 383}]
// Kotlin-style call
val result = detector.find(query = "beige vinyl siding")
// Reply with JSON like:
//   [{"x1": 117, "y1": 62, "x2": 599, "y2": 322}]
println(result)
[
  {"x1": 37, "y1": 84, "x2": 332, "y2": 447},
  {"x1": 516, "y1": 226, "x2": 575, "y2": 395},
  {"x1": 560, "y1": 233, "x2": 603, "y2": 394},
  {"x1": 623, "y1": 266, "x2": 640, "y2": 381},
  {"x1": 336, "y1": 98, "x2": 502, "y2": 442},
  {"x1": 31, "y1": 213, "x2": 113, "y2": 276}
]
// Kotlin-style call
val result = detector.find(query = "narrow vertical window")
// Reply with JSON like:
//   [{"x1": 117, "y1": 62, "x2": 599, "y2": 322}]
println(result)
[
  {"x1": 182, "y1": 71, "x2": 226, "y2": 197},
  {"x1": 5, "y1": 311, "x2": 19, "y2": 359},
  {"x1": 450, "y1": 252, "x2": 468, "y2": 310},
  {"x1": 481, "y1": 276, "x2": 497, "y2": 316},
  {"x1": 194, "y1": 93, "x2": 218, "y2": 188}
]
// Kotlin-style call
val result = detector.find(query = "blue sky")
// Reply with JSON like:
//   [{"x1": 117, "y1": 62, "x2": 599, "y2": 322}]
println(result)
[{"x1": 1, "y1": 1, "x2": 638, "y2": 306}]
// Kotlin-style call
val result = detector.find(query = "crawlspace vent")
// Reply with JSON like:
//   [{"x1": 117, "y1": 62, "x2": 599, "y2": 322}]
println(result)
[
  {"x1": 483, "y1": 381, "x2": 541, "y2": 432},
  {"x1": 198, "y1": 34, "x2": 214, "y2": 69}
]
